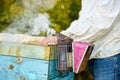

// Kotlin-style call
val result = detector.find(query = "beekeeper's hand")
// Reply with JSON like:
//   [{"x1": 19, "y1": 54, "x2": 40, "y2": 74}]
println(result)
[{"x1": 39, "y1": 36, "x2": 57, "y2": 45}]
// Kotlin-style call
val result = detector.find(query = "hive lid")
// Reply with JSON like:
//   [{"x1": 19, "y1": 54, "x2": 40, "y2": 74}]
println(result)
[{"x1": 0, "y1": 33, "x2": 47, "y2": 45}]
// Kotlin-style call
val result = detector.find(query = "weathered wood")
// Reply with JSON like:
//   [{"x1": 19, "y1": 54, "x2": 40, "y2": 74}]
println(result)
[
  {"x1": 0, "y1": 55, "x2": 74, "y2": 80},
  {"x1": 0, "y1": 33, "x2": 74, "y2": 80},
  {"x1": 0, "y1": 42, "x2": 57, "y2": 60}
]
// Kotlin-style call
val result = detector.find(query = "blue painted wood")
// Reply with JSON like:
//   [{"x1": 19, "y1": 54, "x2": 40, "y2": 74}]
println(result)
[
  {"x1": 0, "y1": 55, "x2": 74, "y2": 80},
  {"x1": 48, "y1": 60, "x2": 58, "y2": 79},
  {"x1": 0, "y1": 55, "x2": 55, "y2": 80}
]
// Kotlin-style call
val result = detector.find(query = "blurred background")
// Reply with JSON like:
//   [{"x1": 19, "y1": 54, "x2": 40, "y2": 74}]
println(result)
[
  {"x1": 0, "y1": 0, "x2": 93, "y2": 80},
  {"x1": 0, "y1": 0, "x2": 81, "y2": 36}
]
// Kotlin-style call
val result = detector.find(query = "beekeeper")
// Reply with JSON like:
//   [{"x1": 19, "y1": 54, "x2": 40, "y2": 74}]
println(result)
[{"x1": 40, "y1": 0, "x2": 120, "y2": 79}]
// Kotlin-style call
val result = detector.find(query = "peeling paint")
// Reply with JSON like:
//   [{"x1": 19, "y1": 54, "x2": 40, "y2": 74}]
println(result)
[
  {"x1": 0, "y1": 42, "x2": 57, "y2": 60},
  {"x1": 45, "y1": 46, "x2": 50, "y2": 60},
  {"x1": 0, "y1": 54, "x2": 74, "y2": 80},
  {"x1": 8, "y1": 47, "x2": 12, "y2": 55},
  {"x1": 15, "y1": 57, "x2": 23, "y2": 64},
  {"x1": 16, "y1": 47, "x2": 21, "y2": 56}
]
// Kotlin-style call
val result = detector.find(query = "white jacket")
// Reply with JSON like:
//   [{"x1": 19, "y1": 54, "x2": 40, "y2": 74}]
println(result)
[{"x1": 61, "y1": 0, "x2": 120, "y2": 59}]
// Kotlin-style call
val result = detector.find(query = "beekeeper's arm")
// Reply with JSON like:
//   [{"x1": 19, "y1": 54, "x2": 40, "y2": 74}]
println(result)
[{"x1": 61, "y1": 0, "x2": 119, "y2": 42}]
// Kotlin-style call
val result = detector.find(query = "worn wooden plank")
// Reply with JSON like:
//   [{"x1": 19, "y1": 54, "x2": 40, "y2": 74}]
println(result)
[
  {"x1": 0, "y1": 55, "x2": 60, "y2": 80},
  {"x1": 0, "y1": 55, "x2": 48, "y2": 80},
  {"x1": 0, "y1": 42, "x2": 57, "y2": 60},
  {"x1": 0, "y1": 55, "x2": 74, "y2": 80}
]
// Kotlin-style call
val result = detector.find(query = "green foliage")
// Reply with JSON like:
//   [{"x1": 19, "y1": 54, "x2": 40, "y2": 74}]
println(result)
[
  {"x1": 0, "y1": 0, "x2": 24, "y2": 32},
  {"x1": 69, "y1": 0, "x2": 81, "y2": 22},
  {"x1": 0, "y1": 0, "x2": 81, "y2": 32},
  {"x1": 47, "y1": 0, "x2": 81, "y2": 32},
  {"x1": 0, "y1": 0, "x2": 11, "y2": 31}
]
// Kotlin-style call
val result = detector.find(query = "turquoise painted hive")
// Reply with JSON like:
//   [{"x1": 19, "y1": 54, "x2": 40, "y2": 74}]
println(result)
[{"x1": 0, "y1": 41, "x2": 74, "y2": 80}]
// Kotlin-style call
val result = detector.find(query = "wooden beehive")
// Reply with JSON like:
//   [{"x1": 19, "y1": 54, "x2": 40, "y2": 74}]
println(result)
[
  {"x1": 0, "y1": 42, "x2": 57, "y2": 60},
  {"x1": 0, "y1": 33, "x2": 74, "y2": 80}
]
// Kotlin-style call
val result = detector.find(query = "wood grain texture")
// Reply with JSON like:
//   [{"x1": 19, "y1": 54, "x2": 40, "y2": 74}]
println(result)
[
  {"x1": 0, "y1": 55, "x2": 74, "y2": 80},
  {"x1": 0, "y1": 42, "x2": 57, "y2": 60}
]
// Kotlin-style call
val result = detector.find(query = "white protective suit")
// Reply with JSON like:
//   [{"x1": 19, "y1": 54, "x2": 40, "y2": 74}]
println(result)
[{"x1": 61, "y1": 0, "x2": 120, "y2": 59}]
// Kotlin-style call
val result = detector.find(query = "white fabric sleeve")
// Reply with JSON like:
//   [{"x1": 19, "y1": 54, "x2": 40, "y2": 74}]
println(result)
[{"x1": 61, "y1": 0, "x2": 120, "y2": 42}]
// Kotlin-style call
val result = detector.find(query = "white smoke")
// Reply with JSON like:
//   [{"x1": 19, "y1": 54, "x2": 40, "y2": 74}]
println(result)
[
  {"x1": 4, "y1": 13, "x2": 55, "y2": 36},
  {"x1": 28, "y1": 13, "x2": 56, "y2": 36},
  {"x1": 3, "y1": 0, "x2": 56, "y2": 36}
]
